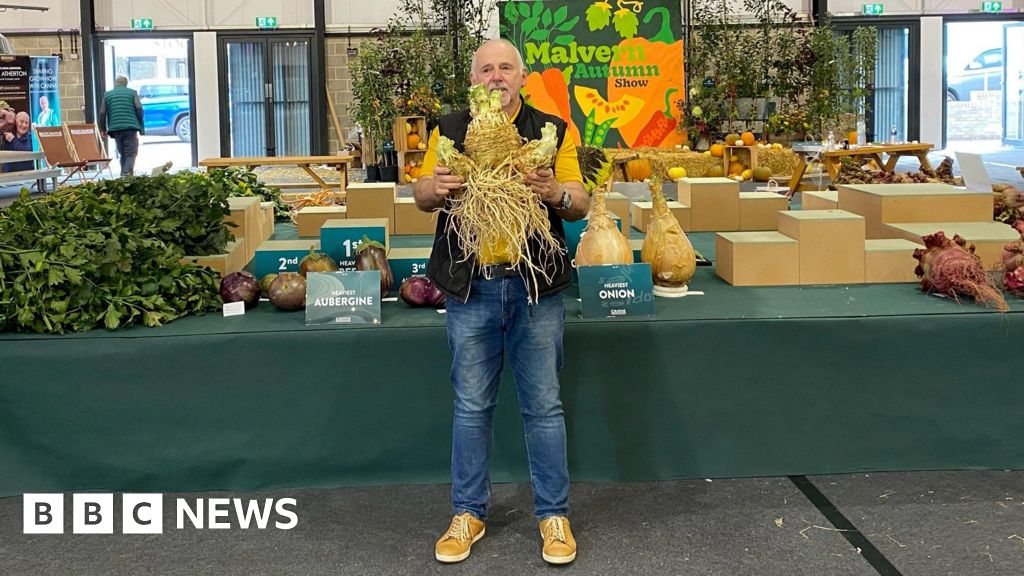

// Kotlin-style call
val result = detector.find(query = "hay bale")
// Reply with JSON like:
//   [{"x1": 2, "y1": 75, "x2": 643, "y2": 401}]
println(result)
[{"x1": 608, "y1": 147, "x2": 724, "y2": 179}]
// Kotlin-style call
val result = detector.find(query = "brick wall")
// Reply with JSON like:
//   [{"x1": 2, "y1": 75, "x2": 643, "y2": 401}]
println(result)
[
  {"x1": 325, "y1": 37, "x2": 369, "y2": 155},
  {"x1": 947, "y1": 91, "x2": 1002, "y2": 141},
  {"x1": 8, "y1": 35, "x2": 86, "y2": 124}
]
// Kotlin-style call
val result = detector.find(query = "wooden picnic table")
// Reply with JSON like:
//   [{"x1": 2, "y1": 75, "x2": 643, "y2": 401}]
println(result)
[
  {"x1": 787, "y1": 142, "x2": 935, "y2": 195},
  {"x1": 199, "y1": 155, "x2": 353, "y2": 197}
]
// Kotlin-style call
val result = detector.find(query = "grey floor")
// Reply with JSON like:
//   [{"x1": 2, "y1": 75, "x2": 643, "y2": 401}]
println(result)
[{"x1": 1, "y1": 471, "x2": 1022, "y2": 575}]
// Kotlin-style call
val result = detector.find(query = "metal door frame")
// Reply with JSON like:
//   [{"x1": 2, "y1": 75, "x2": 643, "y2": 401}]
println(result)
[
  {"x1": 216, "y1": 31, "x2": 320, "y2": 157},
  {"x1": 1003, "y1": 22, "x2": 1024, "y2": 147},
  {"x1": 92, "y1": 32, "x2": 199, "y2": 167}
]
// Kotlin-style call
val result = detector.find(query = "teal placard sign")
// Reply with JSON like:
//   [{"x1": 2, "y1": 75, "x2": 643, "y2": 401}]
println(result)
[
  {"x1": 305, "y1": 271, "x2": 382, "y2": 326},
  {"x1": 577, "y1": 263, "x2": 655, "y2": 318},
  {"x1": 252, "y1": 248, "x2": 308, "y2": 278},
  {"x1": 320, "y1": 225, "x2": 388, "y2": 270},
  {"x1": 389, "y1": 257, "x2": 430, "y2": 285}
]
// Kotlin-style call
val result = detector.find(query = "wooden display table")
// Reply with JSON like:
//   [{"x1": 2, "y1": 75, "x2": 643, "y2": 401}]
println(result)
[
  {"x1": 199, "y1": 155, "x2": 353, "y2": 197},
  {"x1": 787, "y1": 143, "x2": 935, "y2": 195}
]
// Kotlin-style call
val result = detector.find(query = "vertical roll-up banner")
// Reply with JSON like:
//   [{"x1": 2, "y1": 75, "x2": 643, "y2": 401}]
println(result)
[
  {"x1": 30, "y1": 56, "x2": 62, "y2": 128},
  {"x1": 0, "y1": 55, "x2": 32, "y2": 132}
]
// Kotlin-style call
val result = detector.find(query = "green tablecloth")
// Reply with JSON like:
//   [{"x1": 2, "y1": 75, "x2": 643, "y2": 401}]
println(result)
[{"x1": 2, "y1": 262, "x2": 1023, "y2": 497}]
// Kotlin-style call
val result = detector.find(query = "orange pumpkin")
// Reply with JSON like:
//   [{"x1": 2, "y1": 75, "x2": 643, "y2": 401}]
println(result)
[
  {"x1": 407, "y1": 134, "x2": 421, "y2": 149},
  {"x1": 709, "y1": 143, "x2": 725, "y2": 158},
  {"x1": 625, "y1": 158, "x2": 652, "y2": 182},
  {"x1": 741, "y1": 131, "x2": 756, "y2": 146}
]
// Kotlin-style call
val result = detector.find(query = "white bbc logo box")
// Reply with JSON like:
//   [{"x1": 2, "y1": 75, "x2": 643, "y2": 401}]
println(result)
[
  {"x1": 23, "y1": 493, "x2": 297, "y2": 533},
  {"x1": 24, "y1": 493, "x2": 163, "y2": 534}
]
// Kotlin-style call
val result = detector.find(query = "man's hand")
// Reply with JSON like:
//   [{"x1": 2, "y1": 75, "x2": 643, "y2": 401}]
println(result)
[
  {"x1": 525, "y1": 167, "x2": 563, "y2": 206},
  {"x1": 3, "y1": 132, "x2": 13, "y2": 143},
  {"x1": 413, "y1": 166, "x2": 465, "y2": 212}
]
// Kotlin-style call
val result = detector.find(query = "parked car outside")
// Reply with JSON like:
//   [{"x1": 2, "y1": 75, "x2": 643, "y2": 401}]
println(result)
[
  {"x1": 947, "y1": 48, "x2": 1002, "y2": 102},
  {"x1": 130, "y1": 78, "x2": 191, "y2": 142}
]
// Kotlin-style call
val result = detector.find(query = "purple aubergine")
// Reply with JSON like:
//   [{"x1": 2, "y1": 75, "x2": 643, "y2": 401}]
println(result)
[
  {"x1": 355, "y1": 235, "x2": 393, "y2": 297},
  {"x1": 220, "y1": 271, "x2": 261, "y2": 309},
  {"x1": 399, "y1": 276, "x2": 446, "y2": 309}
]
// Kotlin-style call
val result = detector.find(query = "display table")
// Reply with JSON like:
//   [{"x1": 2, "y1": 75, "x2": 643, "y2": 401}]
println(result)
[
  {"x1": 787, "y1": 143, "x2": 935, "y2": 193},
  {"x1": 2, "y1": 250, "x2": 1022, "y2": 497},
  {"x1": 199, "y1": 155, "x2": 353, "y2": 197}
]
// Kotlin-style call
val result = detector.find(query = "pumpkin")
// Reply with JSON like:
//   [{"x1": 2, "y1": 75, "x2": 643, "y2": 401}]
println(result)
[
  {"x1": 625, "y1": 158, "x2": 652, "y2": 182},
  {"x1": 741, "y1": 131, "x2": 756, "y2": 146},
  {"x1": 705, "y1": 165, "x2": 725, "y2": 178},
  {"x1": 752, "y1": 166, "x2": 773, "y2": 182},
  {"x1": 725, "y1": 133, "x2": 740, "y2": 146},
  {"x1": 574, "y1": 86, "x2": 644, "y2": 128},
  {"x1": 407, "y1": 134, "x2": 421, "y2": 149},
  {"x1": 523, "y1": 68, "x2": 581, "y2": 145},
  {"x1": 709, "y1": 143, "x2": 725, "y2": 158}
]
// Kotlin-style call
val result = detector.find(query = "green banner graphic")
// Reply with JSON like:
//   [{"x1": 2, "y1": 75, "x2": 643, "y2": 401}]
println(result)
[{"x1": 500, "y1": 0, "x2": 685, "y2": 149}]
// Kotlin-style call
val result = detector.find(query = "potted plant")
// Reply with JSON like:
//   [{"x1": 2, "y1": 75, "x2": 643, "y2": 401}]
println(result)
[{"x1": 350, "y1": 30, "x2": 402, "y2": 181}]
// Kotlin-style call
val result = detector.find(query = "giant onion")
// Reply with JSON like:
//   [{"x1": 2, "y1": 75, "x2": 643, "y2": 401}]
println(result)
[
  {"x1": 641, "y1": 178, "x2": 696, "y2": 290},
  {"x1": 576, "y1": 183, "x2": 631, "y2": 266}
]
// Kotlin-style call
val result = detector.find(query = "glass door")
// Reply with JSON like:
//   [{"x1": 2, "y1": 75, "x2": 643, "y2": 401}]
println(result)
[
  {"x1": 834, "y1": 21, "x2": 918, "y2": 143},
  {"x1": 219, "y1": 35, "x2": 314, "y2": 157},
  {"x1": 1004, "y1": 23, "x2": 1024, "y2": 147}
]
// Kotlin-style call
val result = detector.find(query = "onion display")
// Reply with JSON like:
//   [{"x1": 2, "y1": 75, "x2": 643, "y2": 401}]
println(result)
[
  {"x1": 268, "y1": 272, "x2": 307, "y2": 311},
  {"x1": 641, "y1": 178, "x2": 696, "y2": 289},
  {"x1": 299, "y1": 247, "x2": 339, "y2": 277},
  {"x1": 220, "y1": 271, "x2": 261, "y2": 309},
  {"x1": 399, "y1": 277, "x2": 446, "y2": 309},
  {"x1": 576, "y1": 185, "x2": 632, "y2": 266}
]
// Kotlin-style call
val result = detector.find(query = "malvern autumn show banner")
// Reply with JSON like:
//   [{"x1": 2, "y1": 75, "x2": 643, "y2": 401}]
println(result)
[{"x1": 500, "y1": 0, "x2": 684, "y2": 149}]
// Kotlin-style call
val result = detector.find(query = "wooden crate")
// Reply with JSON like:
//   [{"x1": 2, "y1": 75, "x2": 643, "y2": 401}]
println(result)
[
  {"x1": 398, "y1": 150, "x2": 428, "y2": 185},
  {"x1": 394, "y1": 116, "x2": 427, "y2": 152}
]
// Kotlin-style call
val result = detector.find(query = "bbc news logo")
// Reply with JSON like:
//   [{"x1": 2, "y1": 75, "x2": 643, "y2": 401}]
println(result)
[{"x1": 23, "y1": 494, "x2": 298, "y2": 534}]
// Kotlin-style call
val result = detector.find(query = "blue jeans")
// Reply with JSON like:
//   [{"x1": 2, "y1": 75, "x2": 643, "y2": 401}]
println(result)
[{"x1": 445, "y1": 276, "x2": 569, "y2": 521}]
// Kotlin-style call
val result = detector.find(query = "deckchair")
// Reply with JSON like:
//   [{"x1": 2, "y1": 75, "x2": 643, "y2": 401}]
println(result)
[
  {"x1": 64, "y1": 123, "x2": 113, "y2": 180},
  {"x1": 32, "y1": 126, "x2": 87, "y2": 185}
]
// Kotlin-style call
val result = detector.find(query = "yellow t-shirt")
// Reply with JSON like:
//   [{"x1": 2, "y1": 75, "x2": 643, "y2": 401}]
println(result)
[{"x1": 419, "y1": 103, "x2": 583, "y2": 264}]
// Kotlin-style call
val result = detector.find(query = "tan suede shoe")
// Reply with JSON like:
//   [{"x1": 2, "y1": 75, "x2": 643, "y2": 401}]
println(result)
[
  {"x1": 539, "y1": 516, "x2": 577, "y2": 564},
  {"x1": 435, "y1": 512, "x2": 486, "y2": 563}
]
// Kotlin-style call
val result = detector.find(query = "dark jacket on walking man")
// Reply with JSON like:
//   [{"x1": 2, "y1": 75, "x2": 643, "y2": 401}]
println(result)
[{"x1": 98, "y1": 76, "x2": 144, "y2": 177}]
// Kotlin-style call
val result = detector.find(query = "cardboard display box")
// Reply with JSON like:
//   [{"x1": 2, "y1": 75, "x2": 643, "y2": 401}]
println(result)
[
  {"x1": 715, "y1": 232, "x2": 799, "y2": 286},
  {"x1": 778, "y1": 210, "x2": 866, "y2": 285},
  {"x1": 801, "y1": 190, "x2": 838, "y2": 211},
  {"x1": 388, "y1": 247, "x2": 433, "y2": 285},
  {"x1": 604, "y1": 191, "x2": 631, "y2": 233},
  {"x1": 181, "y1": 240, "x2": 246, "y2": 277},
  {"x1": 629, "y1": 201, "x2": 691, "y2": 232},
  {"x1": 739, "y1": 192, "x2": 788, "y2": 231},
  {"x1": 865, "y1": 239, "x2": 921, "y2": 283},
  {"x1": 837, "y1": 183, "x2": 993, "y2": 239},
  {"x1": 296, "y1": 206, "x2": 347, "y2": 237},
  {"x1": 252, "y1": 239, "x2": 320, "y2": 279},
  {"x1": 883, "y1": 221, "x2": 1019, "y2": 272},
  {"x1": 346, "y1": 182, "x2": 397, "y2": 221},
  {"x1": 320, "y1": 218, "x2": 390, "y2": 269},
  {"x1": 259, "y1": 201, "x2": 276, "y2": 242},
  {"x1": 676, "y1": 177, "x2": 740, "y2": 231},
  {"x1": 225, "y1": 196, "x2": 261, "y2": 265},
  {"x1": 394, "y1": 197, "x2": 438, "y2": 235}
]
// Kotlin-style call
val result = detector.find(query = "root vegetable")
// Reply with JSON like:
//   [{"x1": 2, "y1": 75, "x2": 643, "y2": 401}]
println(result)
[
  {"x1": 576, "y1": 182, "x2": 632, "y2": 266},
  {"x1": 641, "y1": 178, "x2": 696, "y2": 288},
  {"x1": 913, "y1": 231, "x2": 1007, "y2": 311},
  {"x1": 1002, "y1": 221, "x2": 1024, "y2": 295}
]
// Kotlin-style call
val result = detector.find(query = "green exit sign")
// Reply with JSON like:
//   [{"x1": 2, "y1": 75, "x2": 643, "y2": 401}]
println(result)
[
  {"x1": 130, "y1": 18, "x2": 153, "y2": 30},
  {"x1": 862, "y1": 3, "x2": 884, "y2": 14},
  {"x1": 981, "y1": 1, "x2": 1002, "y2": 11},
  {"x1": 256, "y1": 16, "x2": 278, "y2": 29}
]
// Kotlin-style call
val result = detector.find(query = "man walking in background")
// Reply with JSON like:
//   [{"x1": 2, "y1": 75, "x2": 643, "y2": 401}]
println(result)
[{"x1": 98, "y1": 76, "x2": 144, "y2": 177}]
